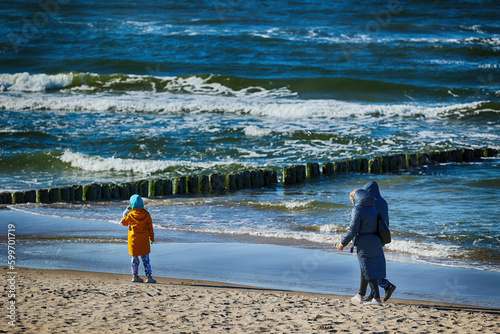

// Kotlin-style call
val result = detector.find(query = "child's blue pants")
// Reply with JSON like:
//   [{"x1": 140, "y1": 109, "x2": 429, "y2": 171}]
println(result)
[{"x1": 131, "y1": 254, "x2": 152, "y2": 278}]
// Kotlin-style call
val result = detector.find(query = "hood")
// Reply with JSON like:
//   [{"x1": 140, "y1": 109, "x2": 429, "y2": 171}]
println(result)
[
  {"x1": 363, "y1": 181, "x2": 382, "y2": 199},
  {"x1": 353, "y1": 189, "x2": 375, "y2": 207},
  {"x1": 129, "y1": 194, "x2": 144, "y2": 209}
]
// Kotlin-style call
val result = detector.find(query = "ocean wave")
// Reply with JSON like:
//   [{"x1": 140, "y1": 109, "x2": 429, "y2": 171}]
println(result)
[
  {"x1": 169, "y1": 226, "x2": 342, "y2": 245},
  {"x1": 2, "y1": 72, "x2": 497, "y2": 103},
  {"x1": 0, "y1": 151, "x2": 65, "y2": 171},
  {"x1": 245, "y1": 25, "x2": 500, "y2": 48},
  {"x1": 59, "y1": 150, "x2": 257, "y2": 175},
  {"x1": 0, "y1": 72, "x2": 297, "y2": 98},
  {"x1": 1, "y1": 83, "x2": 498, "y2": 121},
  {"x1": 163, "y1": 225, "x2": 492, "y2": 269},
  {"x1": 407, "y1": 36, "x2": 500, "y2": 47}
]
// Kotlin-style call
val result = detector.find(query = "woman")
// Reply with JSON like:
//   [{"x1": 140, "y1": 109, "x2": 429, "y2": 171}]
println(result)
[{"x1": 337, "y1": 189, "x2": 386, "y2": 305}]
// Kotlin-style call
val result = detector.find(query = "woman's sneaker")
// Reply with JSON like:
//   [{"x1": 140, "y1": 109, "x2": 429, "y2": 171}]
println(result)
[
  {"x1": 364, "y1": 299, "x2": 382, "y2": 305},
  {"x1": 132, "y1": 276, "x2": 144, "y2": 283},
  {"x1": 146, "y1": 277, "x2": 157, "y2": 283},
  {"x1": 350, "y1": 295, "x2": 364, "y2": 303}
]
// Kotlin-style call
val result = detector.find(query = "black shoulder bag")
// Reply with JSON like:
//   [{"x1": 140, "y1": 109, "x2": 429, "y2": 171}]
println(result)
[{"x1": 376, "y1": 214, "x2": 391, "y2": 245}]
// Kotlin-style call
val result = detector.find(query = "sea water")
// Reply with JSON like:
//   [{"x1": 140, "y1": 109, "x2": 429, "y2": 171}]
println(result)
[{"x1": 0, "y1": 1, "x2": 499, "y2": 272}]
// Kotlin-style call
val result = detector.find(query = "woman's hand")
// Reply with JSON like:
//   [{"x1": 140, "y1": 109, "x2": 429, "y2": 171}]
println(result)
[{"x1": 337, "y1": 243, "x2": 345, "y2": 251}]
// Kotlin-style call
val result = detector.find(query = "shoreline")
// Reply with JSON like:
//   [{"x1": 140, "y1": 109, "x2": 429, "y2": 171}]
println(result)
[
  {"x1": 1, "y1": 208, "x2": 500, "y2": 309},
  {"x1": 6, "y1": 240, "x2": 500, "y2": 309},
  {"x1": 3, "y1": 267, "x2": 499, "y2": 333}
]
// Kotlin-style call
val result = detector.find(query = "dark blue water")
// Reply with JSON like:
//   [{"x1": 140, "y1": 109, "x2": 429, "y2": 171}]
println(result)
[
  {"x1": 1, "y1": 0, "x2": 499, "y2": 101},
  {"x1": 0, "y1": 0, "x2": 499, "y2": 271}
]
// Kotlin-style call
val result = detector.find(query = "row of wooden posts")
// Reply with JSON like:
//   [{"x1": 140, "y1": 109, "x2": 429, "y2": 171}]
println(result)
[
  {"x1": 0, "y1": 147, "x2": 497, "y2": 205},
  {"x1": 283, "y1": 147, "x2": 497, "y2": 185},
  {"x1": 0, "y1": 170, "x2": 278, "y2": 205}
]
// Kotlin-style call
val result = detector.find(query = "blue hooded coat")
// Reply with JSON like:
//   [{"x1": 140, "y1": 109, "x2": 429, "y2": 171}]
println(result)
[
  {"x1": 363, "y1": 181, "x2": 389, "y2": 228},
  {"x1": 341, "y1": 189, "x2": 386, "y2": 280}
]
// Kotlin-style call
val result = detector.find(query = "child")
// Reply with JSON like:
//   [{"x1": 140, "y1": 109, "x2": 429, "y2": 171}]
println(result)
[{"x1": 120, "y1": 194, "x2": 156, "y2": 283}]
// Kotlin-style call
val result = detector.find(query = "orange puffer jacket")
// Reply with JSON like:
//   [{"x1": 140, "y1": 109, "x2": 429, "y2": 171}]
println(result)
[{"x1": 121, "y1": 209, "x2": 154, "y2": 256}]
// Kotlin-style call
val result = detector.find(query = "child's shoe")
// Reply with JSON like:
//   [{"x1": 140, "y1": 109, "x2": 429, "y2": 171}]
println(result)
[
  {"x1": 146, "y1": 277, "x2": 157, "y2": 283},
  {"x1": 132, "y1": 276, "x2": 144, "y2": 283}
]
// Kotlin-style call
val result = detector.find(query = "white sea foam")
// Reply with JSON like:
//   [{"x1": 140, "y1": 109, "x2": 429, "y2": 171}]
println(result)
[
  {"x1": 319, "y1": 224, "x2": 343, "y2": 233},
  {"x1": 384, "y1": 239, "x2": 465, "y2": 259},
  {"x1": 408, "y1": 36, "x2": 500, "y2": 48},
  {"x1": 164, "y1": 74, "x2": 296, "y2": 98},
  {"x1": 429, "y1": 59, "x2": 467, "y2": 66},
  {"x1": 283, "y1": 201, "x2": 313, "y2": 210},
  {"x1": 0, "y1": 72, "x2": 74, "y2": 92},
  {"x1": 235, "y1": 147, "x2": 267, "y2": 159},
  {"x1": 259, "y1": 200, "x2": 314, "y2": 210},
  {"x1": 250, "y1": 26, "x2": 500, "y2": 50},
  {"x1": 460, "y1": 25, "x2": 485, "y2": 34},
  {"x1": 122, "y1": 21, "x2": 228, "y2": 37},
  {"x1": 478, "y1": 63, "x2": 499, "y2": 69},
  {"x1": 61, "y1": 85, "x2": 97, "y2": 92},
  {"x1": 243, "y1": 125, "x2": 272, "y2": 137},
  {"x1": 170, "y1": 226, "x2": 343, "y2": 245}
]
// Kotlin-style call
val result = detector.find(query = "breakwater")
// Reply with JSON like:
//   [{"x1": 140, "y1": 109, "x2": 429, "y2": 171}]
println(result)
[
  {"x1": 0, "y1": 170, "x2": 278, "y2": 204},
  {"x1": 283, "y1": 147, "x2": 497, "y2": 185},
  {"x1": 0, "y1": 147, "x2": 497, "y2": 205}
]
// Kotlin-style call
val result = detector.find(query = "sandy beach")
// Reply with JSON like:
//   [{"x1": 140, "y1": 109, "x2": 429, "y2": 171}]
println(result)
[
  {"x1": 2, "y1": 267, "x2": 499, "y2": 334},
  {"x1": 2, "y1": 1, "x2": 499, "y2": 333}
]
